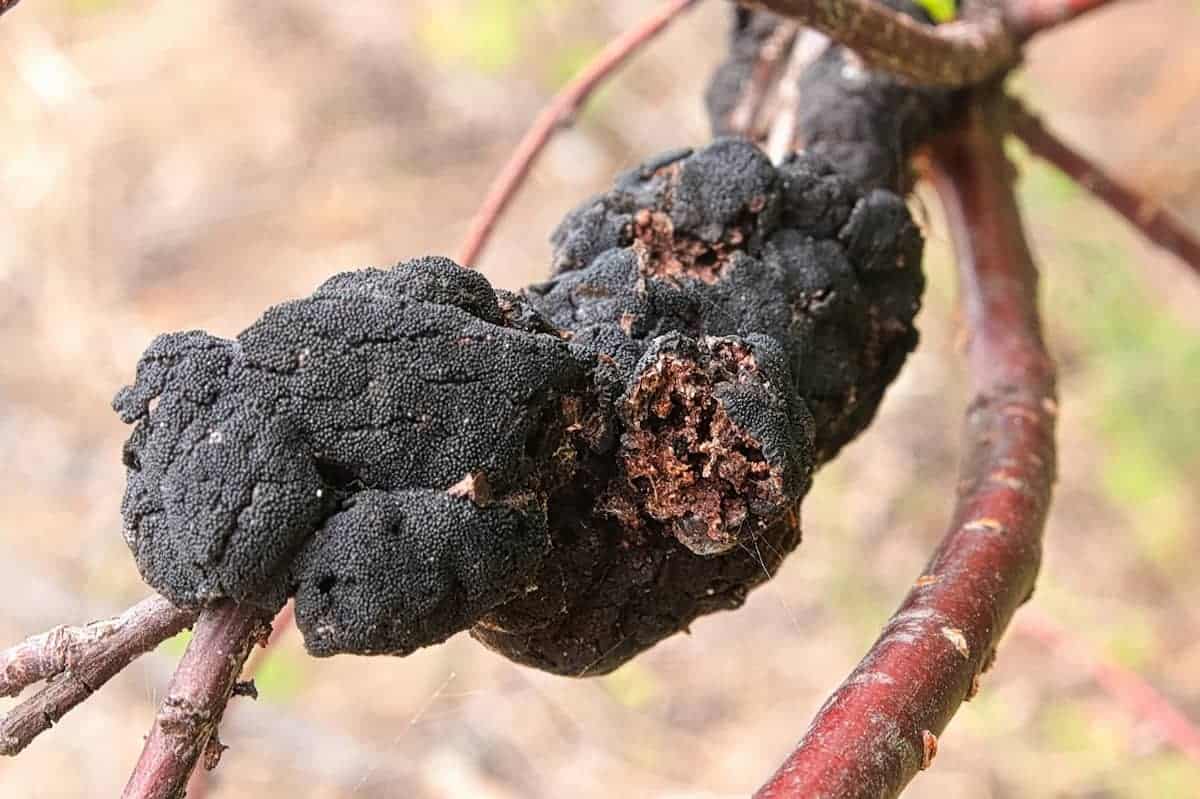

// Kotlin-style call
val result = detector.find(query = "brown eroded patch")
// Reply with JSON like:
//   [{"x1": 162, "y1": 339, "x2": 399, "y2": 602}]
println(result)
[
  {"x1": 630, "y1": 196, "x2": 766, "y2": 285},
  {"x1": 613, "y1": 340, "x2": 785, "y2": 555}
]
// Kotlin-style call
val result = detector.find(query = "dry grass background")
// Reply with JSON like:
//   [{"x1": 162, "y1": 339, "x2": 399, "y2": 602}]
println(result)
[{"x1": 1, "y1": 1, "x2": 1199, "y2": 796}]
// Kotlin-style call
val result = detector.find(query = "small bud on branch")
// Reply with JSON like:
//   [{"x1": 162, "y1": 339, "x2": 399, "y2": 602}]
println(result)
[{"x1": 122, "y1": 601, "x2": 273, "y2": 799}]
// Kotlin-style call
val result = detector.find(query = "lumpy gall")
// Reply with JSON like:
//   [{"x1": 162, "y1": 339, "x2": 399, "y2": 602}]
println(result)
[{"x1": 116, "y1": 139, "x2": 925, "y2": 674}]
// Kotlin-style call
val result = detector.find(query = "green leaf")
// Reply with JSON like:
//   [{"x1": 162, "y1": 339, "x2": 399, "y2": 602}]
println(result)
[{"x1": 915, "y1": 0, "x2": 957, "y2": 23}]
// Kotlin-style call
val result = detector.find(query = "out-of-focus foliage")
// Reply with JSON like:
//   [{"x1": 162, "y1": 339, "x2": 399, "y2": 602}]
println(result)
[
  {"x1": 1018, "y1": 153, "x2": 1200, "y2": 573},
  {"x1": 158, "y1": 629, "x2": 191, "y2": 658},
  {"x1": 915, "y1": 0, "x2": 957, "y2": 23},
  {"x1": 417, "y1": 0, "x2": 577, "y2": 74},
  {"x1": 601, "y1": 661, "x2": 659, "y2": 710},
  {"x1": 254, "y1": 651, "x2": 307, "y2": 703}
]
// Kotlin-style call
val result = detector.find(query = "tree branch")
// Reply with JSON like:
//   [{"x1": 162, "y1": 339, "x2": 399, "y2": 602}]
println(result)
[
  {"x1": 0, "y1": 596, "x2": 197, "y2": 757},
  {"x1": 185, "y1": 601, "x2": 295, "y2": 798},
  {"x1": 1004, "y1": 0, "x2": 1118, "y2": 40},
  {"x1": 0, "y1": 595, "x2": 191, "y2": 699},
  {"x1": 756, "y1": 96, "x2": 1057, "y2": 798},
  {"x1": 456, "y1": 0, "x2": 702, "y2": 268},
  {"x1": 122, "y1": 601, "x2": 273, "y2": 799},
  {"x1": 741, "y1": 0, "x2": 1017, "y2": 87},
  {"x1": 0, "y1": 0, "x2": 23, "y2": 19},
  {"x1": 1007, "y1": 97, "x2": 1200, "y2": 276}
]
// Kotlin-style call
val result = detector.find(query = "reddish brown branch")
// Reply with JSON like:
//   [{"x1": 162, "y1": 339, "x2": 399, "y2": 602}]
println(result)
[
  {"x1": 1018, "y1": 611, "x2": 1200, "y2": 764},
  {"x1": 185, "y1": 601, "x2": 295, "y2": 797},
  {"x1": 1007, "y1": 98, "x2": 1200, "y2": 276},
  {"x1": 743, "y1": 0, "x2": 1017, "y2": 87},
  {"x1": 455, "y1": 0, "x2": 701, "y2": 268},
  {"x1": 1005, "y1": 0, "x2": 1118, "y2": 40},
  {"x1": 0, "y1": 596, "x2": 197, "y2": 757},
  {"x1": 756, "y1": 97, "x2": 1057, "y2": 798},
  {"x1": 0, "y1": 0, "x2": 23, "y2": 19},
  {"x1": 122, "y1": 601, "x2": 273, "y2": 799}
]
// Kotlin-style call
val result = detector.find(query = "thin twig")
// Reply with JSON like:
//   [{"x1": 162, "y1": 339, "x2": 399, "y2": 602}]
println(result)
[
  {"x1": 1007, "y1": 97, "x2": 1200, "y2": 276},
  {"x1": 0, "y1": 594, "x2": 191, "y2": 698},
  {"x1": 1005, "y1": 0, "x2": 1118, "y2": 40},
  {"x1": 0, "y1": 0, "x2": 23, "y2": 19},
  {"x1": 757, "y1": 95, "x2": 1057, "y2": 798},
  {"x1": 764, "y1": 29, "x2": 829, "y2": 164},
  {"x1": 185, "y1": 601, "x2": 295, "y2": 797},
  {"x1": 727, "y1": 22, "x2": 799, "y2": 139},
  {"x1": 122, "y1": 601, "x2": 273, "y2": 799},
  {"x1": 455, "y1": 0, "x2": 702, "y2": 268},
  {"x1": 743, "y1": 0, "x2": 1017, "y2": 87},
  {"x1": 1017, "y1": 610, "x2": 1200, "y2": 764},
  {"x1": 0, "y1": 596, "x2": 197, "y2": 757}
]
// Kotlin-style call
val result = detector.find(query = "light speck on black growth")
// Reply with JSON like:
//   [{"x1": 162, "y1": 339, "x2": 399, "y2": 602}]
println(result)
[{"x1": 115, "y1": 139, "x2": 925, "y2": 675}]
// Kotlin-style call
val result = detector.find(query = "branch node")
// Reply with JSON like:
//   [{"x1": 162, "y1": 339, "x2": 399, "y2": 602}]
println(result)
[
  {"x1": 232, "y1": 680, "x2": 259, "y2": 700},
  {"x1": 201, "y1": 734, "x2": 228, "y2": 772}
]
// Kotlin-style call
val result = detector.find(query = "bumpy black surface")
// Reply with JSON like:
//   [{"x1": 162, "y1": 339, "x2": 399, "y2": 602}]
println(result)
[
  {"x1": 293, "y1": 490, "x2": 549, "y2": 656},
  {"x1": 116, "y1": 139, "x2": 924, "y2": 674},
  {"x1": 114, "y1": 257, "x2": 592, "y2": 615}
]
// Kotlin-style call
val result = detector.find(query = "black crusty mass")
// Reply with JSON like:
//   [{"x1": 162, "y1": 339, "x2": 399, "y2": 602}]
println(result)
[{"x1": 114, "y1": 138, "x2": 924, "y2": 675}]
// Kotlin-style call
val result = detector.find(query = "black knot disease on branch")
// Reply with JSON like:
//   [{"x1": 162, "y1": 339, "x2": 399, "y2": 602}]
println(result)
[
  {"x1": 705, "y1": 1, "x2": 953, "y2": 193},
  {"x1": 115, "y1": 138, "x2": 924, "y2": 675},
  {"x1": 114, "y1": 258, "x2": 594, "y2": 655}
]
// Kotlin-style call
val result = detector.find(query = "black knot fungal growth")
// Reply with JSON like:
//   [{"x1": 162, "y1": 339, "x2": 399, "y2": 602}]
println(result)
[
  {"x1": 531, "y1": 138, "x2": 922, "y2": 465},
  {"x1": 116, "y1": 139, "x2": 925, "y2": 675},
  {"x1": 114, "y1": 256, "x2": 595, "y2": 625},
  {"x1": 292, "y1": 489, "x2": 549, "y2": 657},
  {"x1": 705, "y1": 1, "x2": 953, "y2": 193}
]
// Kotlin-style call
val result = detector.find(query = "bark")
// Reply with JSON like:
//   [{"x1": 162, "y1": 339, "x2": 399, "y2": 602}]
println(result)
[
  {"x1": 121, "y1": 601, "x2": 273, "y2": 799},
  {"x1": 1005, "y1": 0, "x2": 1118, "y2": 39},
  {"x1": 756, "y1": 95, "x2": 1057, "y2": 798},
  {"x1": 743, "y1": 0, "x2": 1017, "y2": 87},
  {"x1": 0, "y1": 596, "x2": 196, "y2": 757}
]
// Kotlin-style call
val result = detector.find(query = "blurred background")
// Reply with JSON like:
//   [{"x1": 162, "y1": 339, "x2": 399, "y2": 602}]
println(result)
[{"x1": 1, "y1": 0, "x2": 1199, "y2": 796}]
